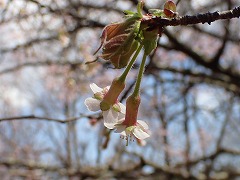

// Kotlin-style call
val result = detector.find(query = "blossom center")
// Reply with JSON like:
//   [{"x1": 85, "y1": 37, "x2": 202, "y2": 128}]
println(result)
[{"x1": 120, "y1": 132, "x2": 135, "y2": 146}]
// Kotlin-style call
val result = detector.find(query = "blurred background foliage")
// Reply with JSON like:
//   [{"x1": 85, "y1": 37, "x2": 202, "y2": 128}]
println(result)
[{"x1": 0, "y1": 0, "x2": 240, "y2": 179}]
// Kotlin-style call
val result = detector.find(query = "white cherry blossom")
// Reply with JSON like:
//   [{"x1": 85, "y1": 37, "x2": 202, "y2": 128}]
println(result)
[
  {"x1": 84, "y1": 83, "x2": 125, "y2": 129},
  {"x1": 114, "y1": 119, "x2": 150, "y2": 145}
]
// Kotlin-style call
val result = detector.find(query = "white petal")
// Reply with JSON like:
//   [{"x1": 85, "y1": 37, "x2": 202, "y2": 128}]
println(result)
[
  {"x1": 115, "y1": 124, "x2": 126, "y2": 134},
  {"x1": 133, "y1": 127, "x2": 150, "y2": 140},
  {"x1": 118, "y1": 113, "x2": 125, "y2": 121},
  {"x1": 104, "y1": 123, "x2": 115, "y2": 129},
  {"x1": 90, "y1": 83, "x2": 103, "y2": 93},
  {"x1": 115, "y1": 125, "x2": 129, "y2": 137},
  {"x1": 137, "y1": 120, "x2": 149, "y2": 130},
  {"x1": 118, "y1": 102, "x2": 126, "y2": 114},
  {"x1": 103, "y1": 108, "x2": 119, "y2": 129},
  {"x1": 116, "y1": 118, "x2": 125, "y2": 124},
  {"x1": 84, "y1": 98, "x2": 100, "y2": 111},
  {"x1": 120, "y1": 130, "x2": 127, "y2": 137}
]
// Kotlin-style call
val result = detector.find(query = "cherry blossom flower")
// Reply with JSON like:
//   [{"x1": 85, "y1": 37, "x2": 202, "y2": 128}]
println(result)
[
  {"x1": 115, "y1": 119, "x2": 150, "y2": 142},
  {"x1": 84, "y1": 83, "x2": 126, "y2": 129},
  {"x1": 111, "y1": 95, "x2": 150, "y2": 145}
]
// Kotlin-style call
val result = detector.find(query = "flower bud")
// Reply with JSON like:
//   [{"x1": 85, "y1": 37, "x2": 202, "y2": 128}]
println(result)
[
  {"x1": 164, "y1": 0, "x2": 177, "y2": 18},
  {"x1": 96, "y1": 19, "x2": 141, "y2": 68}
]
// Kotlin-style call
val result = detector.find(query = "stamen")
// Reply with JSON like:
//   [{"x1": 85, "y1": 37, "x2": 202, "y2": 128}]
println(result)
[
  {"x1": 130, "y1": 135, "x2": 132, "y2": 142},
  {"x1": 120, "y1": 135, "x2": 131, "y2": 146}
]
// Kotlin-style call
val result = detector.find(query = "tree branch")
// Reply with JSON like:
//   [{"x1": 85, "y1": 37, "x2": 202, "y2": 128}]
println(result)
[
  {"x1": 0, "y1": 114, "x2": 90, "y2": 123},
  {"x1": 0, "y1": 60, "x2": 83, "y2": 75},
  {"x1": 0, "y1": 159, "x2": 99, "y2": 177},
  {"x1": 175, "y1": 147, "x2": 240, "y2": 168},
  {"x1": 144, "y1": 6, "x2": 240, "y2": 29}
]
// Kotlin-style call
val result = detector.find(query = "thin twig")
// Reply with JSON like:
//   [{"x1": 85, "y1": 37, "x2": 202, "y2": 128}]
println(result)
[{"x1": 0, "y1": 114, "x2": 92, "y2": 123}]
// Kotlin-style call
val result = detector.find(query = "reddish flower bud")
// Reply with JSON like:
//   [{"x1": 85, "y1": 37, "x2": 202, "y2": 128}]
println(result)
[{"x1": 164, "y1": 0, "x2": 177, "y2": 18}]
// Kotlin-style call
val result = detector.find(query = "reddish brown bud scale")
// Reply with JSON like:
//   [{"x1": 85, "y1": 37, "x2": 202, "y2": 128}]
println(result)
[
  {"x1": 164, "y1": 0, "x2": 177, "y2": 18},
  {"x1": 164, "y1": 0, "x2": 176, "y2": 12},
  {"x1": 164, "y1": 9, "x2": 176, "y2": 18},
  {"x1": 94, "y1": 15, "x2": 141, "y2": 68}
]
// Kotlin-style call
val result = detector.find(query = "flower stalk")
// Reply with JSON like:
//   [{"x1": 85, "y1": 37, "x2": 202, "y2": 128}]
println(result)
[
  {"x1": 132, "y1": 52, "x2": 147, "y2": 97},
  {"x1": 118, "y1": 44, "x2": 143, "y2": 82}
]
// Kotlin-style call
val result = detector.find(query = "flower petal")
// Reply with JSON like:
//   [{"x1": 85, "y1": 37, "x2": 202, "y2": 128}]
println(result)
[
  {"x1": 118, "y1": 102, "x2": 126, "y2": 114},
  {"x1": 84, "y1": 98, "x2": 100, "y2": 111},
  {"x1": 120, "y1": 130, "x2": 127, "y2": 137},
  {"x1": 104, "y1": 123, "x2": 115, "y2": 129},
  {"x1": 137, "y1": 120, "x2": 149, "y2": 130},
  {"x1": 115, "y1": 124, "x2": 126, "y2": 134},
  {"x1": 115, "y1": 124, "x2": 132, "y2": 137},
  {"x1": 103, "y1": 108, "x2": 119, "y2": 129},
  {"x1": 90, "y1": 83, "x2": 103, "y2": 94},
  {"x1": 133, "y1": 127, "x2": 150, "y2": 140},
  {"x1": 118, "y1": 113, "x2": 125, "y2": 120}
]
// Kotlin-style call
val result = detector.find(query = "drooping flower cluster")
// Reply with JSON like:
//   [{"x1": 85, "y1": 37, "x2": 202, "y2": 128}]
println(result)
[
  {"x1": 85, "y1": 82, "x2": 151, "y2": 145},
  {"x1": 85, "y1": 1, "x2": 178, "y2": 146}
]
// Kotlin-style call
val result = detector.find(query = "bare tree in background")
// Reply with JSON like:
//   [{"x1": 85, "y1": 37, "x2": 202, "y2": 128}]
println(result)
[{"x1": 0, "y1": 0, "x2": 240, "y2": 179}]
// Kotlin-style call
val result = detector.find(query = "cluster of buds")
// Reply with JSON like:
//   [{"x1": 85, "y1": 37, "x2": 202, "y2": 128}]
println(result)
[
  {"x1": 95, "y1": 19, "x2": 141, "y2": 69},
  {"x1": 85, "y1": 1, "x2": 177, "y2": 146}
]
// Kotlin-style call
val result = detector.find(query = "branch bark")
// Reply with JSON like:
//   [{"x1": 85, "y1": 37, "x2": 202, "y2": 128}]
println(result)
[
  {"x1": 143, "y1": 6, "x2": 240, "y2": 29},
  {"x1": 0, "y1": 115, "x2": 86, "y2": 123}
]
